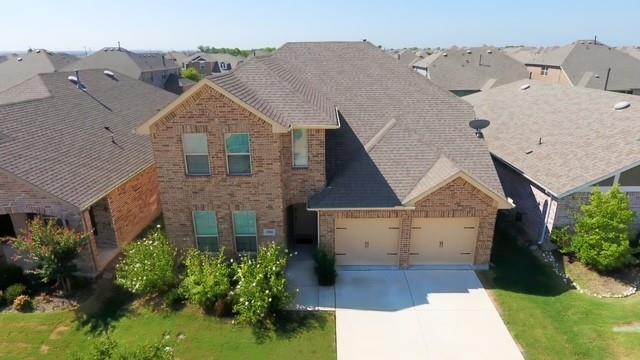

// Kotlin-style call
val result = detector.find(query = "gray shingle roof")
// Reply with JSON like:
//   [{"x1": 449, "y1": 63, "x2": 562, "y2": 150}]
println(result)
[
  {"x1": 525, "y1": 41, "x2": 640, "y2": 92},
  {"x1": 208, "y1": 41, "x2": 502, "y2": 208},
  {"x1": 62, "y1": 48, "x2": 178, "y2": 80},
  {"x1": 466, "y1": 80, "x2": 640, "y2": 196},
  {"x1": 412, "y1": 47, "x2": 529, "y2": 92},
  {"x1": 0, "y1": 70, "x2": 177, "y2": 208},
  {"x1": 189, "y1": 53, "x2": 242, "y2": 68},
  {"x1": 0, "y1": 50, "x2": 78, "y2": 92}
]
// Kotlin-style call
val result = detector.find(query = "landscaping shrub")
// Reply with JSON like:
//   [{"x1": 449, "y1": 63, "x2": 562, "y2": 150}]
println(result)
[
  {"x1": 11, "y1": 217, "x2": 88, "y2": 296},
  {"x1": 4, "y1": 283, "x2": 27, "y2": 304},
  {"x1": 180, "y1": 249, "x2": 232, "y2": 311},
  {"x1": 116, "y1": 228, "x2": 177, "y2": 296},
  {"x1": 163, "y1": 288, "x2": 184, "y2": 309},
  {"x1": 550, "y1": 227, "x2": 573, "y2": 255},
  {"x1": 313, "y1": 246, "x2": 337, "y2": 286},
  {"x1": 0, "y1": 263, "x2": 25, "y2": 290},
  {"x1": 233, "y1": 243, "x2": 291, "y2": 326},
  {"x1": 12, "y1": 294, "x2": 32, "y2": 312},
  {"x1": 572, "y1": 185, "x2": 637, "y2": 271},
  {"x1": 180, "y1": 67, "x2": 200, "y2": 82},
  {"x1": 86, "y1": 333, "x2": 175, "y2": 360}
]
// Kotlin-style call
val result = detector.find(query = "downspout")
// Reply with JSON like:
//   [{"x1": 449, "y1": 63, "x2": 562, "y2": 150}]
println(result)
[{"x1": 537, "y1": 197, "x2": 556, "y2": 245}]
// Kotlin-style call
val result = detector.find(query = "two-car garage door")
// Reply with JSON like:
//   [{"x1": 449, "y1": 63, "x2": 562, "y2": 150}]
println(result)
[{"x1": 334, "y1": 217, "x2": 478, "y2": 266}]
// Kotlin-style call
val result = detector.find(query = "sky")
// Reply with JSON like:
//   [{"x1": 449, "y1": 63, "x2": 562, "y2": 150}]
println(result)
[{"x1": 1, "y1": 0, "x2": 638, "y2": 52}]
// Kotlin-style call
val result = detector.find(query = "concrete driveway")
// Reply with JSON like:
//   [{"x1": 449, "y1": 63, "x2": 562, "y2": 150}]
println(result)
[{"x1": 335, "y1": 270, "x2": 523, "y2": 360}]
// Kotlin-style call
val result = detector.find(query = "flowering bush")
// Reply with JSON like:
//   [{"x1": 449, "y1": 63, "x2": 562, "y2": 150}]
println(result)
[
  {"x1": 180, "y1": 249, "x2": 232, "y2": 311},
  {"x1": 233, "y1": 243, "x2": 291, "y2": 326},
  {"x1": 13, "y1": 294, "x2": 32, "y2": 312},
  {"x1": 87, "y1": 333, "x2": 175, "y2": 360},
  {"x1": 116, "y1": 228, "x2": 177, "y2": 296}
]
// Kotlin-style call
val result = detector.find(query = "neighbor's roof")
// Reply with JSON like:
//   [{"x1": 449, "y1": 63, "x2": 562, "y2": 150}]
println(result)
[
  {"x1": 0, "y1": 49, "x2": 78, "y2": 92},
  {"x1": 189, "y1": 53, "x2": 242, "y2": 67},
  {"x1": 412, "y1": 47, "x2": 529, "y2": 92},
  {"x1": 466, "y1": 80, "x2": 640, "y2": 196},
  {"x1": 620, "y1": 46, "x2": 640, "y2": 60},
  {"x1": 0, "y1": 70, "x2": 176, "y2": 209},
  {"x1": 524, "y1": 41, "x2": 640, "y2": 91},
  {"x1": 61, "y1": 47, "x2": 178, "y2": 80}
]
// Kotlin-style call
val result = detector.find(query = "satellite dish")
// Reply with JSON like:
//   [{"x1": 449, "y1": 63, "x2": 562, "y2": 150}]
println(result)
[{"x1": 469, "y1": 119, "x2": 491, "y2": 138}]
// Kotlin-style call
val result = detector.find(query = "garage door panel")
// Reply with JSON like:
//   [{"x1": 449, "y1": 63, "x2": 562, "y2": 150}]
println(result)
[
  {"x1": 410, "y1": 217, "x2": 478, "y2": 265},
  {"x1": 335, "y1": 218, "x2": 399, "y2": 266}
]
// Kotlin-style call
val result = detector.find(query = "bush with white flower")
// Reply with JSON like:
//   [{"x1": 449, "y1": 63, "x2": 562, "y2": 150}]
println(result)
[
  {"x1": 232, "y1": 242, "x2": 291, "y2": 326},
  {"x1": 116, "y1": 227, "x2": 177, "y2": 296},
  {"x1": 180, "y1": 248, "x2": 232, "y2": 311}
]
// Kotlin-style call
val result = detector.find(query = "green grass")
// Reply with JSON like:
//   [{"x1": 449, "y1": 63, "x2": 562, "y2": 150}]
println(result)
[
  {"x1": 0, "y1": 305, "x2": 335, "y2": 360},
  {"x1": 478, "y1": 223, "x2": 640, "y2": 360}
]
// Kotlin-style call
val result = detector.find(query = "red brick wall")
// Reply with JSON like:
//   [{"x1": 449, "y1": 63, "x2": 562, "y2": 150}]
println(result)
[
  {"x1": 280, "y1": 129, "x2": 326, "y2": 206},
  {"x1": 107, "y1": 166, "x2": 162, "y2": 247},
  {"x1": 151, "y1": 86, "x2": 288, "y2": 252},
  {"x1": 318, "y1": 177, "x2": 499, "y2": 267}
]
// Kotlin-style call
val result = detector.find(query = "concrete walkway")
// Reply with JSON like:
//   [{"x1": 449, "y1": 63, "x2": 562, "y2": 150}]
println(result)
[
  {"x1": 335, "y1": 270, "x2": 523, "y2": 360},
  {"x1": 286, "y1": 246, "x2": 335, "y2": 310}
]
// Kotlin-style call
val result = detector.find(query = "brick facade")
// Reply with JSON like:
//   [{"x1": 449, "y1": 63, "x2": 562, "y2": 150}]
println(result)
[
  {"x1": 318, "y1": 177, "x2": 499, "y2": 267},
  {"x1": 106, "y1": 166, "x2": 162, "y2": 247},
  {"x1": 151, "y1": 86, "x2": 325, "y2": 254}
]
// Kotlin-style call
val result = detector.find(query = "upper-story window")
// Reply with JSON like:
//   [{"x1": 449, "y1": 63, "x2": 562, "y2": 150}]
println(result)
[
  {"x1": 193, "y1": 210, "x2": 219, "y2": 252},
  {"x1": 292, "y1": 129, "x2": 309, "y2": 168},
  {"x1": 182, "y1": 133, "x2": 211, "y2": 176},
  {"x1": 225, "y1": 133, "x2": 252, "y2": 175},
  {"x1": 540, "y1": 66, "x2": 549, "y2": 76},
  {"x1": 220, "y1": 62, "x2": 227, "y2": 71}
]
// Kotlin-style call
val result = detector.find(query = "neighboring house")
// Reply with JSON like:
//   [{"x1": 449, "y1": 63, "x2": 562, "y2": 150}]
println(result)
[
  {"x1": 466, "y1": 81, "x2": 640, "y2": 246},
  {"x1": 620, "y1": 46, "x2": 640, "y2": 61},
  {"x1": 166, "y1": 51, "x2": 195, "y2": 70},
  {"x1": 61, "y1": 47, "x2": 179, "y2": 91},
  {"x1": 390, "y1": 49, "x2": 424, "y2": 67},
  {"x1": 138, "y1": 41, "x2": 511, "y2": 269},
  {"x1": 0, "y1": 70, "x2": 176, "y2": 274},
  {"x1": 184, "y1": 53, "x2": 241, "y2": 76},
  {"x1": 412, "y1": 47, "x2": 529, "y2": 96},
  {"x1": 523, "y1": 40, "x2": 640, "y2": 95},
  {"x1": 0, "y1": 49, "x2": 78, "y2": 92}
]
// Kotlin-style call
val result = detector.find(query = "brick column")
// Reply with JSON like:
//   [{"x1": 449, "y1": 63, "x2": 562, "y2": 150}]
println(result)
[{"x1": 398, "y1": 213, "x2": 412, "y2": 268}]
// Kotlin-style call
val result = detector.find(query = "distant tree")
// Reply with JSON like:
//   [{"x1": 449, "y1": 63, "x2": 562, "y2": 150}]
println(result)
[
  {"x1": 11, "y1": 217, "x2": 88, "y2": 296},
  {"x1": 196, "y1": 45, "x2": 276, "y2": 58},
  {"x1": 181, "y1": 68, "x2": 201, "y2": 82},
  {"x1": 572, "y1": 185, "x2": 637, "y2": 271}
]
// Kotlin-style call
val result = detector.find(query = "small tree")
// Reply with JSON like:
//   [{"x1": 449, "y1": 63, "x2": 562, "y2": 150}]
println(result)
[
  {"x1": 572, "y1": 185, "x2": 637, "y2": 271},
  {"x1": 233, "y1": 243, "x2": 291, "y2": 326},
  {"x1": 180, "y1": 249, "x2": 232, "y2": 310},
  {"x1": 116, "y1": 228, "x2": 177, "y2": 296},
  {"x1": 11, "y1": 217, "x2": 88, "y2": 296},
  {"x1": 180, "y1": 67, "x2": 201, "y2": 82}
]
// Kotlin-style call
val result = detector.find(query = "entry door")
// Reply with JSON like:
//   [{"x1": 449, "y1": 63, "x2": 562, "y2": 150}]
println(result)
[
  {"x1": 335, "y1": 218, "x2": 399, "y2": 266},
  {"x1": 410, "y1": 217, "x2": 478, "y2": 265}
]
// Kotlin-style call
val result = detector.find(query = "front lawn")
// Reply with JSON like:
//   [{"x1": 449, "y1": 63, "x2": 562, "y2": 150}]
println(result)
[
  {"x1": 478, "y1": 222, "x2": 640, "y2": 360},
  {"x1": 0, "y1": 305, "x2": 335, "y2": 359}
]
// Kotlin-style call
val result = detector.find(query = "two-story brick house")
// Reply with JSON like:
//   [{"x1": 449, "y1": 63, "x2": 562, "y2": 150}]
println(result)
[{"x1": 139, "y1": 41, "x2": 512, "y2": 269}]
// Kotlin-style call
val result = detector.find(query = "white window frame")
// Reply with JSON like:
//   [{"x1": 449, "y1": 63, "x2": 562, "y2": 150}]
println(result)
[
  {"x1": 232, "y1": 211, "x2": 258, "y2": 253},
  {"x1": 541, "y1": 66, "x2": 549, "y2": 76},
  {"x1": 291, "y1": 128, "x2": 309, "y2": 168},
  {"x1": 224, "y1": 133, "x2": 252, "y2": 175},
  {"x1": 182, "y1": 133, "x2": 211, "y2": 176},
  {"x1": 192, "y1": 211, "x2": 219, "y2": 252}
]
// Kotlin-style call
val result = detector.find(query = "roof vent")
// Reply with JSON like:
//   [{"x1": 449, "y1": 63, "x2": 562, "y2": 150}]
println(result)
[
  {"x1": 16, "y1": 57, "x2": 22, "y2": 62},
  {"x1": 68, "y1": 75, "x2": 79, "y2": 84},
  {"x1": 520, "y1": 83, "x2": 531, "y2": 91},
  {"x1": 614, "y1": 101, "x2": 631, "y2": 111},
  {"x1": 487, "y1": 49, "x2": 493, "y2": 54},
  {"x1": 466, "y1": 50, "x2": 472, "y2": 54},
  {"x1": 104, "y1": 70, "x2": 116, "y2": 78},
  {"x1": 35, "y1": 49, "x2": 41, "y2": 54},
  {"x1": 443, "y1": 53, "x2": 448, "y2": 57}
]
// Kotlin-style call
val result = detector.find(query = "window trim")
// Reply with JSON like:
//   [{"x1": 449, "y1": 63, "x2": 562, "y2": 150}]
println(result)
[
  {"x1": 291, "y1": 128, "x2": 309, "y2": 168},
  {"x1": 232, "y1": 210, "x2": 258, "y2": 253},
  {"x1": 540, "y1": 66, "x2": 549, "y2": 77},
  {"x1": 224, "y1": 133, "x2": 252, "y2": 176},
  {"x1": 182, "y1": 133, "x2": 211, "y2": 176},
  {"x1": 192, "y1": 210, "x2": 219, "y2": 252}
]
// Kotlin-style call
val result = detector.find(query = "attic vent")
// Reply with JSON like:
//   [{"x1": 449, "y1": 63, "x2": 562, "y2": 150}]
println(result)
[
  {"x1": 466, "y1": 50, "x2": 472, "y2": 54},
  {"x1": 443, "y1": 53, "x2": 448, "y2": 57},
  {"x1": 67, "y1": 76, "x2": 79, "y2": 84},
  {"x1": 16, "y1": 57, "x2": 22, "y2": 62},
  {"x1": 35, "y1": 49, "x2": 41, "y2": 53},
  {"x1": 520, "y1": 83, "x2": 531, "y2": 91},
  {"x1": 104, "y1": 70, "x2": 116, "y2": 78},
  {"x1": 487, "y1": 49, "x2": 493, "y2": 54},
  {"x1": 614, "y1": 101, "x2": 631, "y2": 111}
]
